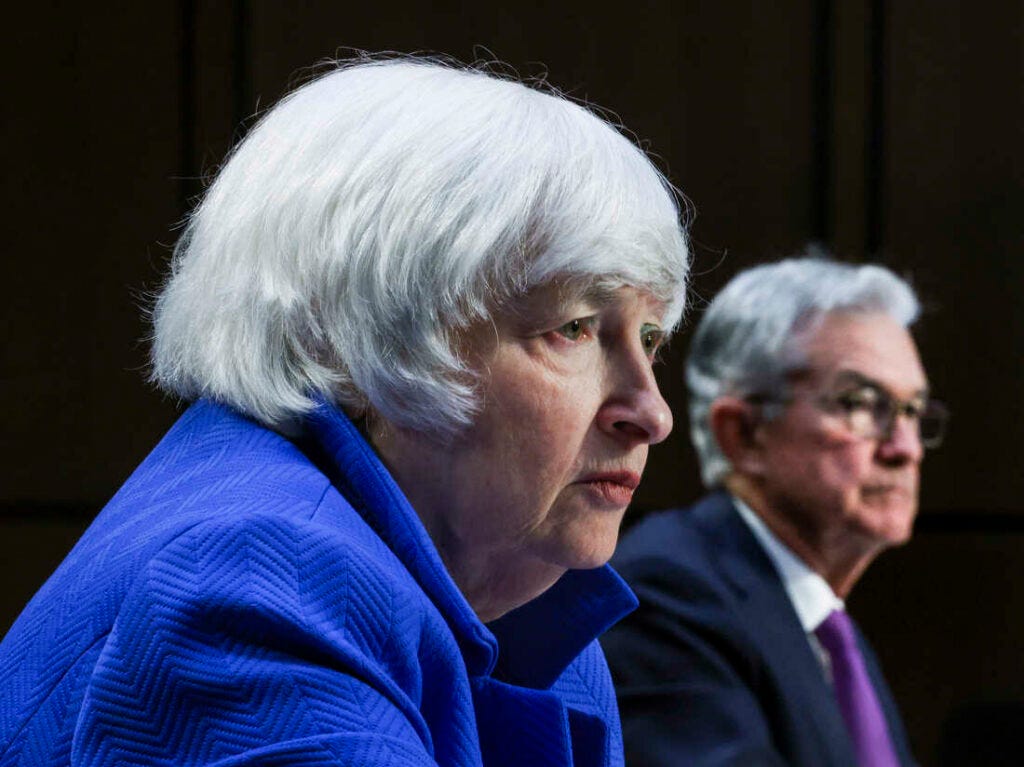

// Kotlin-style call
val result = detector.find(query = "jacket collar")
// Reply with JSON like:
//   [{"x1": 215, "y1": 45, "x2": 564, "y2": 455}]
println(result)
[
  {"x1": 489, "y1": 566, "x2": 637, "y2": 688},
  {"x1": 304, "y1": 400, "x2": 636, "y2": 685}
]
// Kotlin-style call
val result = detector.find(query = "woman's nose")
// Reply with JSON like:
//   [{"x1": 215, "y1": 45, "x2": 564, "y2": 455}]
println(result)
[{"x1": 597, "y1": 352, "x2": 673, "y2": 445}]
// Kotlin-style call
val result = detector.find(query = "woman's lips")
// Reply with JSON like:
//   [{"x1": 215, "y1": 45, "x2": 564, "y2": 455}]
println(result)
[{"x1": 576, "y1": 471, "x2": 641, "y2": 507}]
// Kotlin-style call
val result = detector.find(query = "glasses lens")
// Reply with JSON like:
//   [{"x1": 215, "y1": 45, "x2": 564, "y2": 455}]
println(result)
[
  {"x1": 919, "y1": 400, "x2": 949, "y2": 448},
  {"x1": 847, "y1": 405, "x2": 880, "y2": 439}
]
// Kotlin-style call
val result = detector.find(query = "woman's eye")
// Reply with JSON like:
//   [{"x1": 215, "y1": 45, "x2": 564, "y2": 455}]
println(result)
[
  {"x1": 640, "y1": 323, "x2": 665, "y2": 359},
  {"x1": 555, "y1": 318, "x2": 589, "y2": 341}
]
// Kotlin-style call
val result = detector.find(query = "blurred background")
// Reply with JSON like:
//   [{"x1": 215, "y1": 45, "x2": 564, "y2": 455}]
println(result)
[{"x1": 2, "y1": 1, "x2": 1021, "y2": 763}]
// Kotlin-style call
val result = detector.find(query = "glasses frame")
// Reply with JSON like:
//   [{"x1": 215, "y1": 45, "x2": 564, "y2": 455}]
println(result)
[
  {"x1": 746, "y1": 378, "x2": 949, "y2": 450},
  {"x1": 815, "y1": 388, "x2": 949, "y2": 449}
]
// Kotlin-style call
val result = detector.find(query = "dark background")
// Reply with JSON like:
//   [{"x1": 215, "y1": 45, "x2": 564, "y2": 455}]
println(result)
[{"x1": 2, "y1": 1, "x2": 1021, "y2": 763}]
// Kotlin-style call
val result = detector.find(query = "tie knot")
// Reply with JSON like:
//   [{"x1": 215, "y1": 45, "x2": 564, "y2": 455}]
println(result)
[{"x1": 815, "y1": 608, "x2": 857, "y2": 657}]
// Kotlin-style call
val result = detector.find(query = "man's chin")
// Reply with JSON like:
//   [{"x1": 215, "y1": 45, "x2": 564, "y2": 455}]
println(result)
[{"x1": 857, "y1": 503, "x2": 917, "y2": 548}]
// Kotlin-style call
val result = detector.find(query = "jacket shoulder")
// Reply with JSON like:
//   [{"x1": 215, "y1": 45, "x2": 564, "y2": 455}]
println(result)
[
  {"x1": 0, "y1": 404, "x2": 456, "y2": 765},
  {"x1": 613, "y1": 493, "x2": 737, "y2": 597}
]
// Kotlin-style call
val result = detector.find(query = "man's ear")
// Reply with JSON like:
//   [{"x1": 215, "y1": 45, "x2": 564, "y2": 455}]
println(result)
[{"x1": 709, "y1": 396, "x2": 766, "y2": 476}]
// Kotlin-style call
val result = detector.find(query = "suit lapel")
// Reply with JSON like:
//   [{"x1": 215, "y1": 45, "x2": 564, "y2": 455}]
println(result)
[{"x1": 696, "y1": 494, "x2": 859, "y2": 766}]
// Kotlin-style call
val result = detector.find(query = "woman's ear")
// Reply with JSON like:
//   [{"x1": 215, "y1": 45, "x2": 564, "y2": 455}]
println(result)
[{"x1": 709, "y1": 396, "x2": 766, "y2": 477}]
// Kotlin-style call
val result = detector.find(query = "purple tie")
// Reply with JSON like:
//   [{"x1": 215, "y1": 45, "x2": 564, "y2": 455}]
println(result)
[{"x1": 814, "y1": 610, "x2": 901, "y2": 767}]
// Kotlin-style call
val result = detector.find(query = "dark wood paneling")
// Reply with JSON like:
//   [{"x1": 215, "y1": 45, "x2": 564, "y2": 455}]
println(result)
[
  {"x1": 2, "y1": 5, "x2": 185, "y2": 505},
  {"x1": 883, "y1": 1, "x2": 1024, "y2": 514},
  {"x1": 853, "y1": 530, "x2": 1024, "y2": 763}
]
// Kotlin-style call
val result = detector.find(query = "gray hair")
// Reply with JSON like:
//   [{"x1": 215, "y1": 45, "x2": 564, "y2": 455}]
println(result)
[
  {"x1": 151, "y1": 56, "x2": 690, "y2": 439},
  {"x1": 686, "y1": 256, "x2": 920, "y2": 487}
]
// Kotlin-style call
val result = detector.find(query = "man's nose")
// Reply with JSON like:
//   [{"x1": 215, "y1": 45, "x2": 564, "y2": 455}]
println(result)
[{"x1": 877, "y1": 413, "x2": 925, "y2": 465}]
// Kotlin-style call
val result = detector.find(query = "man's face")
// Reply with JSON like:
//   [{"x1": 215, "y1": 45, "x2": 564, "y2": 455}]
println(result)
[{"x1": 755, "y1": 312, "x2": 929, "y2": 551}]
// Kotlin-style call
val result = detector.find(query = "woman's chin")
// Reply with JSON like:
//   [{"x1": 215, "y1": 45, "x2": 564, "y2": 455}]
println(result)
[{"x1": 550, "y1": 524, "x2": 623, "y2": 571}]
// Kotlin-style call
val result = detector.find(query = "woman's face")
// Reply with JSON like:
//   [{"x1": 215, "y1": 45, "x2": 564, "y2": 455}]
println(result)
[{"x1": 375, "y1": 283, "x2": 673, "y2": 620}]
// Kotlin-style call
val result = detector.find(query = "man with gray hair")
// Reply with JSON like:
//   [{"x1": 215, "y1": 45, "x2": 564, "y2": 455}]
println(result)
[{"x1": 603, "y1": 258, "x2": 946, "y2": 766}]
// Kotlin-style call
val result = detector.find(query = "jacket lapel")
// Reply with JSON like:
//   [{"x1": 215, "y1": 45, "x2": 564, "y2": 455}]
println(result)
[{"x1": 697, "y1": 494, "x2": 858, "y2": 766}]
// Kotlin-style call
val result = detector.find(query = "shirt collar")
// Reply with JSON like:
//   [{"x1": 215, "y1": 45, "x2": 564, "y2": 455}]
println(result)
[{"x1": 731, "y1": 495, "x2": 843, "y2": 631}]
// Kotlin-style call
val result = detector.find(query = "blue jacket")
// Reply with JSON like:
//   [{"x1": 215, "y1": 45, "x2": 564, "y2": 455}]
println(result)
[
  {"x1": 0, "y1": 400, "x2": 637, "y2": 766},
  {"x1": 603, "y1": 491, "x2": 915, "y2": 766}
]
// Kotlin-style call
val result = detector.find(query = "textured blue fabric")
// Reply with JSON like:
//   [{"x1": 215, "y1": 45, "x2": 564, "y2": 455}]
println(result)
[{"x1": 0, "y1": 400, "x2": 637, "y2": 766}]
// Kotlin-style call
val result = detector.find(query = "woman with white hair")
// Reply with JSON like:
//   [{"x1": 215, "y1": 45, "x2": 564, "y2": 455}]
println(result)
[{"x1": 0, "y1": 56, "x2": 689, "y2": 766}]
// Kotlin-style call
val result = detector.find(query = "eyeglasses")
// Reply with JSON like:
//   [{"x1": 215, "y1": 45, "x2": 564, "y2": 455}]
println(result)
[
  {"x1": 750, "y1": 381, "x2": 950, "y2": 449},
  {"x1": 819, "y1": 386, "x2": 949, "y2": 448}
]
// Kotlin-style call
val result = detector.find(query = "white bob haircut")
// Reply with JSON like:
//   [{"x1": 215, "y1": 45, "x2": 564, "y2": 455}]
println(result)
[
  {"x1": 151, "y1": 56, "x2": 690, "y2": 439},
  {"x1": 686, "y1": 256, "x2": 920, "y2": 487}
]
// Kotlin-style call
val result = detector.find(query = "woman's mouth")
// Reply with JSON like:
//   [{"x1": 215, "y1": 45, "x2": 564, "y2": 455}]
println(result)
[{"x1": 576, "y1": 471, "x2": 641, "y2": 507}]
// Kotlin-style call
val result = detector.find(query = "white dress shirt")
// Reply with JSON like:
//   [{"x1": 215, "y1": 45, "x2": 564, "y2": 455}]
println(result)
[{"x1": 732, "y1": 495, "x2": 845, "y2": 680}]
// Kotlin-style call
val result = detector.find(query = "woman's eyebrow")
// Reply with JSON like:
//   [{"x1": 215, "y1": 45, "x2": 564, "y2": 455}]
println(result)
[
  {"x1": 554, "y1": 281, "x2": 620, "y2": 309},
  {"x1": 509, "y1": 282, "x2": 616, "y2": 321}
]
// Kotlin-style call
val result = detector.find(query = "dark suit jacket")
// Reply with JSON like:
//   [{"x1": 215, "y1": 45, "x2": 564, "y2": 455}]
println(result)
[{"x1": 602, "y1": 491, "x2": 916, "y2": 766}]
